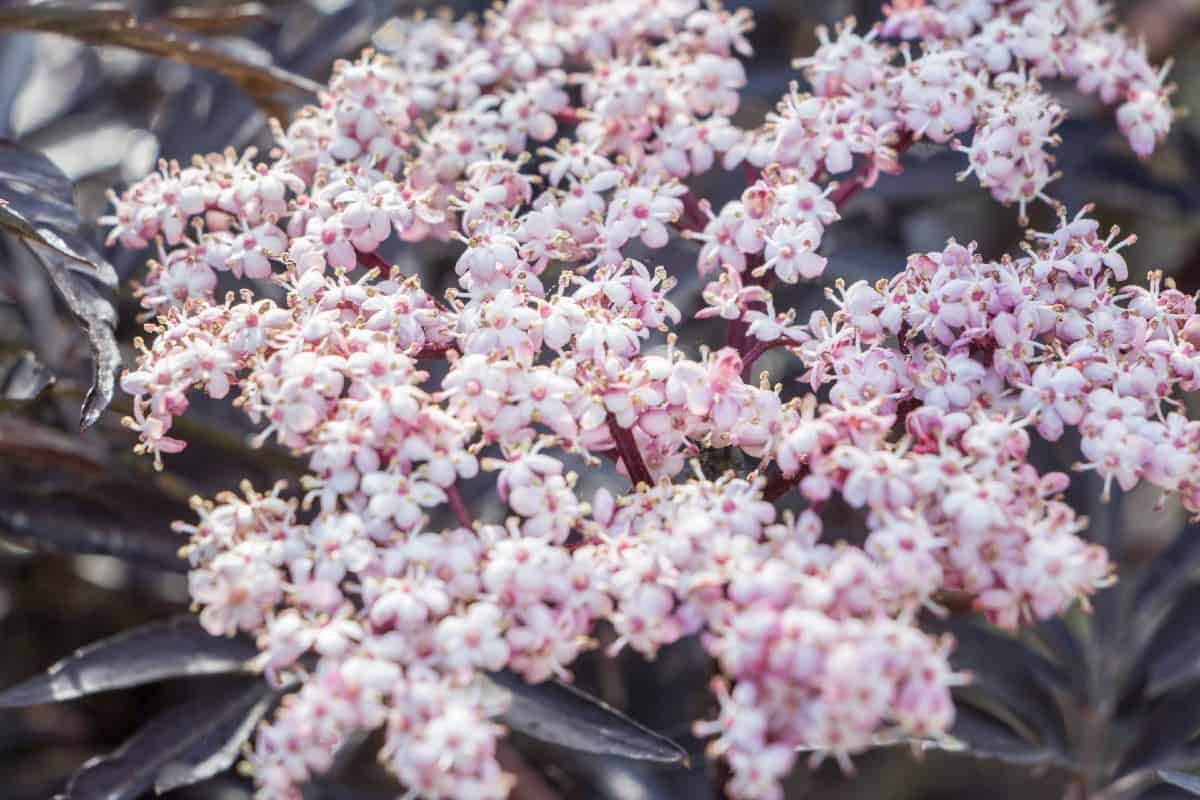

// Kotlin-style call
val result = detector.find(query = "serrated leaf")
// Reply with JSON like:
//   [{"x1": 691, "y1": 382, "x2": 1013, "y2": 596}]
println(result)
[
  {"x1": 1161, "y1": 770, "x2": 1200, "y2": 796},
  {"x1": 0, "y1": 142, "x2": 120, "y2": 428},
  {"x1": 0, "y1": 616, "x2": 257, "y2": 707},
  {"x1": 484, "y1": 672, "x2": 689, "y2": 765},
  {"x1": 57, "y1": 678, "x2": 279, "y2": 800},
  {"x1": 0, "y1": 3, "x2": 320, "y2": 117}
]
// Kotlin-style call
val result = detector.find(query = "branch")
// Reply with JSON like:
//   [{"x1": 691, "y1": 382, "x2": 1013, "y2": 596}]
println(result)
[
  {"x1": 740, "y1": 337, "x2": 790, "y2": 381},
  {"x1": 761, "y1": 464, "x2": 808, "y2": 502},
  {"x1": 606, "y1": 415, "x2": 653, "y2": 487},
  {"x1": 554, "y1": 107, "x2": 582, "y2": 125},
  {"x1": 677, "y1": 191, "x2": 708, "y2": 234},
  {"x1": 446, "y1": 483, "x2": 474, "y2": 529},
  {"x1": 829, "y1": 132, "x2": 915, "y2": 210},
  {"x1": 726, "y1": 256, "x2": 768, "y2": 356}
]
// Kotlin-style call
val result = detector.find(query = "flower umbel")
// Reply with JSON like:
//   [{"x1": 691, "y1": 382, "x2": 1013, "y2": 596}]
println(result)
[{"x1": 111, "y1": 1, "x2": 1181, "y2": 798}]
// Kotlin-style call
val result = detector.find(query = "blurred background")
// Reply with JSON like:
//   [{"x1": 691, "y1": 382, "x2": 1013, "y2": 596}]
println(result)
[{"x1": 2, "y1": 0, "x2": 1200, "y2": 798}]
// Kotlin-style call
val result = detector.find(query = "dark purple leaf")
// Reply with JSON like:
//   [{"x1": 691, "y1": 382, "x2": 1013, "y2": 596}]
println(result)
[
  {"x1": 56, "y1": 678, "x2": 279, "y2": 800},
  {"x1": 0, "y1": 617, "x2": 258, "y2": 707},
  {"x1": 0, "y1": 32, "x2": 36, "y2": 138},
  {"x1": 0, "y1": 142, "x2": 120, "y2": 428},
  {"x1": 0, "y1": 491, "x2": 184, "y2": 573},
  {"x1": 927, "y1": 615, "x2": 1072, "y2": 753},
  {"x1": 33, "y1": 240, "x2": 120, "y2": 430},
  {"x1": 0, "y1": 141, "x2": 116, "y2": 286},
  {"x1": 485, "y1": 672, "x2": 689, "y2": 765},
  {"x1": 153, "y1": 679, "x2": 280, "y2": 793},
  {"x1": 946, "y1": 703, "x2": 1062, "y2": 768},
  {"x1": 0, "y1": 351, "x2": 54, "y2": 399},
  {"x1": 0, "y1": 200, "x2": 100, "y2": 272},
  {"x1": 1119, "y1": 682, "x2": 1200, "y2": 775},
  {"x1": 1161, "y1": 770, "x2": 1200, "y2": 796},
  {"x1": 1030, "y1": 617, "x2": 1088, "y2": 682},
  {"x1": 1139, "y1": 585, "x2": 1200, "y2": 697},
  {"x1": 1134, "y1": 522, "x2": 1200, "y2": 632}
]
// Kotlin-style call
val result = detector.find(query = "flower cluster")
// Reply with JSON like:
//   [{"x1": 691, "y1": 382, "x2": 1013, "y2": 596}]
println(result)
[{"x1": 107, "y1": 0, "x2": 1184, "y2": 798}]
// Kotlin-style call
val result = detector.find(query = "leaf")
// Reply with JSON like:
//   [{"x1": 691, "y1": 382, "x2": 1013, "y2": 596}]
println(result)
[
  {"x1": 927, "y1": 615, "x2": 1072, "y2": 752},
  {"x1": 0, "y1": 3, "x2": 321, "y2": 117},
  {"x1": 1161, "y1": 770, "x2": 1200, "y2": 796},
  {"x1": 1139, "y1": 585, "x2": 1200, "y2": 698},
  {"x1": 0, "y1": 487, "x2": 185, "y2": 573},
  {"x1": 0, "y1": 143, "x2": 116, "y2": 285},
  {"x1": 1119, "y1": 682, "x2": 1200, "y2": 775},
  {"x1": 0, "y1": 141, "x2": 120, "y2": 428},
  {"x1": 1134, "y1": 522, "x2": 1200, "y2": 633},
  {"x1": 153, "y1": 679, "x2": 279, "y2": 794},
  {"x1": 0, "y1": 32, "x2": 36, "y2": 138},
  {"x1": 57, "y1": 678, "x2": 279, "y2": 800},
  {"x1": 0, "y1": 351, "x2": 54, "y2": 400},
  {"x1": 483, "y1": 672, "x2": 689, "y2": 765},
  {"x1": 33, "y1": 240, "x2": 121, "y2": 430},
  {"x1": 0, "y1": 616, "x2": 258, "y2": 707},
  {"x1": 946, "y1": 702, "x2": 1063, "y2": 768},
  {"x1": 0, "y1": 199, "x2": 98, "y2": 270}
]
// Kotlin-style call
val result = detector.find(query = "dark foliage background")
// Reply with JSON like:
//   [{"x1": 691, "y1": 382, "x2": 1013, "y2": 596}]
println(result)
[{"x1": 2, "y1": 1, "x2": 1200, "y2": 798}]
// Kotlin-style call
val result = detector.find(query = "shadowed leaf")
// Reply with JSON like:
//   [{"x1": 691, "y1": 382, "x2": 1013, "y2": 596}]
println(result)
[
  {"x1": 56, "y1": 678, "x2": 280, "y2": 800},
  {"x1": 0, "y1": 617, "x2": 258, "y2": 707},
  {"x1": 484, "y1": 672, "x2": 689, "y2": 765}
]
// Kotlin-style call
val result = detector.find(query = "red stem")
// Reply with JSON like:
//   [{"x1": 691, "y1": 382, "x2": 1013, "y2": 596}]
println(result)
[
  {"x1": 830, "y1": 132, "x2": 915, "y2": 210},
  {"x1": 412, "y1": 343, "x2": 455, "y2": 360},
  {"x1": 446, "y1": 483, "x2": 474, "y2": 529},
  {"x1": 678, "y1": 190, "x2": 708, "y2": 234},
  {"x1": 762, "y1": 465, "x2": 809, "y2": 502},
  {"x1": 607, "y1": 415, "x2": 653, "y2": 487},
  {"x1": 740, "y1": 338, "x2": 788, "y2": 381},
  {"x1": 726, "y1": 256, "x2": 768, "y2": 357},
  {"x1": 358, "y1": 251, "x2": 392, "y2": 272},
  {"x1": 555, "y1": 107, "x2": 581, "y2": 125}
]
